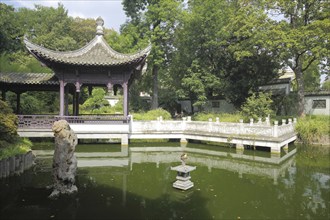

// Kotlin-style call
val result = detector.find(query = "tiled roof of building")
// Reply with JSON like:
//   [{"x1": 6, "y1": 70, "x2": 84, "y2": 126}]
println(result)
[
  {"x1": 0, "y1": 72, "x2": 58, "y2": 85},
  {"x1": 305, "y1": 91, "x2": 330, "y2": 96},
  {"x1": 24, "y1": 17, "x2": 151, "y2": 68}
]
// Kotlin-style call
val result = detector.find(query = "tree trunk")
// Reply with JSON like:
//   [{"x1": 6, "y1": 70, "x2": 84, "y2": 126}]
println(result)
[
  {"x1": 151, "y1": 65, "x2": 159, "y2": 109},
  {"x1": 295, "y1": 58, "x2": 305, "y2": 117}
]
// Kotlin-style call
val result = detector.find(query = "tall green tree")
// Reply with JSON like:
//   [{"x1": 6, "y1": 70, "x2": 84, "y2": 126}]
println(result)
[
  {"x1": 0, "y1": 3, "x2": 22, "y2": 53},
  {"x1": 69, "y1": 17, "x2": 96, "y2": 48},
  {"x1": 17, "y1": 3, "x2": 77, "y2": 51},
  {"x1": 122, "y1": 0, "x2": 183, "y2": 109},
  {"x1": 266, "y1": 0, "x2": 330, "y2": 116},
  {"x1": 172, "y1": 0, "x2": 280, "y2": 109}
]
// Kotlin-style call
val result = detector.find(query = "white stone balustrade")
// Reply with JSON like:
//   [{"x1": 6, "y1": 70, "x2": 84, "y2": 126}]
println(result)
[
  {"x1": 17, "y1": 115, "x2": 297, "y2": 153},
  {"x1": 130, "y1": 118, "x2": 294, "y2": 138}
]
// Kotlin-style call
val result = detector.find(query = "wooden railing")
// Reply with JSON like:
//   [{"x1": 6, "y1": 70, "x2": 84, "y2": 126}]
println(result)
[{"x1": 17, "y1": 115, "x2": 131, "y2": 128}]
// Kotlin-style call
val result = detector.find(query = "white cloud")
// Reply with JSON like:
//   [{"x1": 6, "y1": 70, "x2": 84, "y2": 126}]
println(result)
[
  {"x1": 68, "y1": 11, "x2": 87, "y2": 19},
  {"x1": 2, "y1": 0, "x2": 127, "y2": 32}
]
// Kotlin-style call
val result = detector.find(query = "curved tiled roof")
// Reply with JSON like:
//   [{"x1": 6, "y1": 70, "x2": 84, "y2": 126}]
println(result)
[
  {"x1": 24, "y1": 35, "x2": 151, "y2": 67},
  {"x1": 24, "y1": 17, "x2": 151, "y2": 68},
  {"x1": 0, "y1": 72, "x2": 58, "y2": 85}
]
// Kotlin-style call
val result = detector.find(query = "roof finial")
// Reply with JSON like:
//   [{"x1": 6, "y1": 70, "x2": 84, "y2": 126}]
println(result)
[{"x1": 96, "y1": 16, "x2": 104, "y2": 36}]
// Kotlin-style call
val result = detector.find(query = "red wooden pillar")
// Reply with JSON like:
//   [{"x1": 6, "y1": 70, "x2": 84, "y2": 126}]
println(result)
[
  {"x1": 123, "y1": 82, "x2": 128, "y2": 116},
  {"x1": 75, "y1": 82, "x2": 82, "y2": 116},
  {"x1": 74, "y1": 92, "x2": 80, "y2": 116},
  {"x1": 59, "y1": 80, "x2": 65, "y2": 116},
  {"x1": 64, "y1": 86, "x2": 69, "y2": 116},
  {"x1": 16, "y1": 92, "x2": 21, "y2": 114}
]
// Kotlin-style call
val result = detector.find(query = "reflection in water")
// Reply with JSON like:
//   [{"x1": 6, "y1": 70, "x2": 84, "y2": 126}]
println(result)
[
  {"x1": 129, "y1": 146, "x2": 297, "y2": 185},
  {"x1": 0, "y1": 143, "x2": 329, "y2": 220}
]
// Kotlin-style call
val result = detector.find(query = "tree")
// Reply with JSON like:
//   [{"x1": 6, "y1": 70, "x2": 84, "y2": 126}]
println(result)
[
  {"x1": 321, "y1": 74, "x2": 330, "y2": 91},
  {"x1": 266, "y1": 0, "x2": 330, "y2": 116},
  {"x1": 80, "y1": 88, "x2": 110, "y2": 113},
  {"x1": 172, "y1": 0, "x2": 280, "y2": 108},
  {"x1": 303, "y1": 61, "x2": 322, "y2": 92},
  {"x1": 69, "y1": 17, "x2": 96, "y2": 48},
  {"x1": 17, "y1": 3, "x2": 77, "y2": 51},
  {"x1": 80, "y1": 88, "x2": 123, "y2": 114},
  {"x1": 0, "y1": 3, "x2": 22, "y2": 53},
  {"x1": 122, "y1": 0, "x2": 183, "y2": 109}
]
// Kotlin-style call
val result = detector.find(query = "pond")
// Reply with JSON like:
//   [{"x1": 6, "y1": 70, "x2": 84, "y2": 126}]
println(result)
[{"x1": 0, "y1": 142, "x2": 329, "y2": 220}]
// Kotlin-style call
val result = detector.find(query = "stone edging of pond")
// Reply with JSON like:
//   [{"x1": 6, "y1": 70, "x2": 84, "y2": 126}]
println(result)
[{"x1": 0, "y1": 151, "x2": 35, "y2": 179}]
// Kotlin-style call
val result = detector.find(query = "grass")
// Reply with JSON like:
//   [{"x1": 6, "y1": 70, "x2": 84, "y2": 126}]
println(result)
[{"x1": 295, "y1": 115, "x2": 330, "y2": 144}]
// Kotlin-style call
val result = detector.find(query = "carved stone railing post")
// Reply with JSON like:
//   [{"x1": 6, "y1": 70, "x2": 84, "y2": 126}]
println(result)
[
  {"x1": 282, "y1": 119, "x2": 286, "y2": 125},
  {"x1": 182, "y1": 117, "x2": 187, "y2": 131},
  {"x1": 258, "y1": 118, "x2": 262, "y2": 124},
  {"x1": 239, "y1": 119, "x2": 244, "y2": 134},
  {"x1": 180, "y1": 117, "x2": 188, "y2": 145},
  {"x1": 266, "y1": 117, "x2": 270, "y2": 126},
  {"x1": 208, "y1": 118, "x2": 213, "y2": 132},
  {"x1": 273, "y1": 121, "x2": 279, "y2": 137}
]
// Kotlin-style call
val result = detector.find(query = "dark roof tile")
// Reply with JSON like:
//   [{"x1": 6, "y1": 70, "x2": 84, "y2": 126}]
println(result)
[
  {"x1": 24, "y1": 36, "x2": 151, "y2": 67},
  {"x1": 0, "y1": 72, "x2": 58, "y2": 85}
]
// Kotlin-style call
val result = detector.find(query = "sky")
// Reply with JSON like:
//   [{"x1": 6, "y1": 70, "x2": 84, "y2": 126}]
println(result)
[{"x1": 1, "y1": 0, "x2": 128, "y2": 32}]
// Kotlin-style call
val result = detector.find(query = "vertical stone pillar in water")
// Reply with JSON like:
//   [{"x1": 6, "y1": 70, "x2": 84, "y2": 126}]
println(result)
[{"x1": 49, "y1": 120, "x2": 78, "y2": 199}]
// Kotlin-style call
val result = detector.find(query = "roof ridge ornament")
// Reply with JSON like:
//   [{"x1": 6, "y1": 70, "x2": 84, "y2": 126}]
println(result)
[{"x1": 96, "y1": 16, "x2": 104, "y2": 36}]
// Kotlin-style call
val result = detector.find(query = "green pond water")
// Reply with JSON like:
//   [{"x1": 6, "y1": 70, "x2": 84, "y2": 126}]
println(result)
[{"x1": 0, "y1": 142, "x2": 329, "y2": 220}]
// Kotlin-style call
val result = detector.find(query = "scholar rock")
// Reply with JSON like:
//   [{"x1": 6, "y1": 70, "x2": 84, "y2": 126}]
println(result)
[{"x1": 49, "y1": 120, "x2": 78, "y2": 199}]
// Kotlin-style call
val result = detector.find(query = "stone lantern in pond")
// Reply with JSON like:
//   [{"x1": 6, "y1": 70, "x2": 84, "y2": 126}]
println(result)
[{"x1": 171, "y1": 153, "x2": 196, "y2": 190}]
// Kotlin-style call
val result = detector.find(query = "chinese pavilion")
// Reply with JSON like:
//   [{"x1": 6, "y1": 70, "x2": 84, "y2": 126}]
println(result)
[{"x1": 1, "y1": 17, "x2": 151, "y2": 117}]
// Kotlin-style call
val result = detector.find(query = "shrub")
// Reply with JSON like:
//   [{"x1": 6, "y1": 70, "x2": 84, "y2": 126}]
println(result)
[
  {"x1": 240, "y1": 92, "x2": 274, "y2": 121},
  {"x1": 0, "y1": 100, "x2": 19, "y2": 148},
  {"x1": 192, "y1": 112, "x2": 242, "y2": 122},
  {"x1": 132, "y1": 108, "x2": 172, "y2": 121}
]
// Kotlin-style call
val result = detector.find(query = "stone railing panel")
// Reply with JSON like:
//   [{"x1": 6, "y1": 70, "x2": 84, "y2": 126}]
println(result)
[
  {"x1": 132, "y1": 121, "x2": 183, "y2": 133},
  {"x1": 242, "y1": 125, "x2": 273, "y2": 137},
  {"x1": 277, "y1": 124, "x2": 296, "y2": 136},
  {"x1": 185, "y1": 122, "x2": 209, "y2": 133},
  {"x1": 212, "y1": 123, "x2": 241, "y2": 135}
]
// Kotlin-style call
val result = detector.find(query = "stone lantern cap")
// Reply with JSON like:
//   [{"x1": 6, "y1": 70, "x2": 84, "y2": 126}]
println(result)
[{"x1": 171, "y1": 165, "x2": 196, "y2": 173}]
